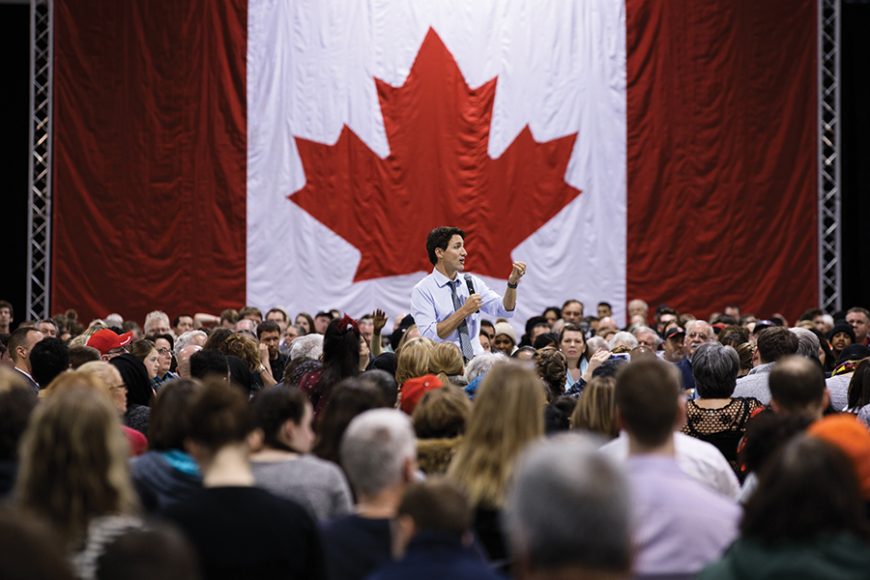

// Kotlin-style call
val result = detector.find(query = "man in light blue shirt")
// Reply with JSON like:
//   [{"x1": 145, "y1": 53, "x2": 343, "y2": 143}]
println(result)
[{"x1": 411, "y1": 226, "x2": 525, "y2": 360}]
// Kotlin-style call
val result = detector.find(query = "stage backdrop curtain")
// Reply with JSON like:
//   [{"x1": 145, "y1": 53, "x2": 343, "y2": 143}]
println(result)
[
  {"x1": 52, "y1": 0, "x2": 817, "y2": 327},
  {"x1": 52, "y1": 0, "x2": 247, "y2": 323}
]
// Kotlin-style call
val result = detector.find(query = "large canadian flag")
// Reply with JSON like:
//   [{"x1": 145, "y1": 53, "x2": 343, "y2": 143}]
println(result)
[{"x1": 51, "y1": 0, "x2": 818, "y2": 326}]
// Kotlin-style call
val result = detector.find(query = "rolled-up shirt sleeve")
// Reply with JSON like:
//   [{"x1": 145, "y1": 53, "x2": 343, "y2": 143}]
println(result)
[
  {"x1": 475, "y1": 276, "x2": 513, "y2": 319},
  {"x1": 411, "y1": 283, "x2": 439, "y2": 341}
]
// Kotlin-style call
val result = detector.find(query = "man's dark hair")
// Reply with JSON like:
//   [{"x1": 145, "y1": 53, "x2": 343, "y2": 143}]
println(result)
[
  {"x1": 29, "y1": 338, "x2": 69, "y2": 387},
  {"x1": 256, "y1": 320, "x2": 281, "y2": 339},
  {"x1": 480, "y1": 319, "x2": 495, "y2": 334},
  {"x1": 741, "y1": 435, "x2": 868, "y2": 543},
  {"x1": 0, "y1": 377, "x2": 38, "y2": 461},
  {"x1": 598, "y1": 301, "x2": 613, "y2": 310},
  {"x1": 615, "y1": 359, "x2": 681, "y2": 447},
  {"x1": 533, "y1": 332, "x2": 559, "y2": 350},
  {"x1": 359, "y1": 369, "x2": 399, "y2": 407},
  {"x1": 7, "y1": 327, "x2": 39, "y2": 363},
  {"x1": 426, "y1": 226, "x2": 465, "y2": 266},
  {"x1": 398, "y1": 479, "x2": 472, "y2": 537},
  {"x1": 171, "y1": 314, "x2": 193, "y2": 328},
  {"x1": 68, "y1": 345, "x2": 101, "y2": 369},
  {"x1": 847, "y1": 359, "x2": 870, "y2": 410},
  {"x1": 266, "y1": 307, "x2": 288, "y2": 322},
  {"x1": 148, "y1": 379, "x2": 201, "y2": 451},
  {"x1": 562, "y1": 299, "x2": 583, "y2": 312},
  {"x1": 315, "y1": 311, "x2": 333, "y2": 321},
  {"x1": 768, "y1": 356, "x2": 826, "y2": 415},
  {"x1": 252, "y1": 386, "x2": 309, "y2": 449},
  {"x1": 756, "y1": 327, "x2": 799, "y2": 363},
  {"x1": 189, "y1": 349, "x2": 229, "y2": 381},
  {"x1": 798, "y1": 308, "x2": 823, "y2": 322},
  {"x1": 238, "y1": 306, "x2": 263, "y2": 320},
  {"x1": 0, "y1": 300, "x2": 12, "y2": 316}
]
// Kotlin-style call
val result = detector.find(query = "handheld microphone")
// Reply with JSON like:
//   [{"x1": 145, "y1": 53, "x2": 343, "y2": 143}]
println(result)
[{"x1": 464, "y1": 274, "x2": 479, "y2": 313}]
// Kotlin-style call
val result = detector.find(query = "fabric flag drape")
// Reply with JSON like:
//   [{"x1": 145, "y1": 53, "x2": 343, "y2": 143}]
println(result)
[{"x1": 51, "y1": 0, "x2": 817, "y2": 327}]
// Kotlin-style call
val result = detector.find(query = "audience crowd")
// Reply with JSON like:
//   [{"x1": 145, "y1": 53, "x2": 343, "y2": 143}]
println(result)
[{"x1": 1, "y1": 297, "x2": 869, "y2": 579}]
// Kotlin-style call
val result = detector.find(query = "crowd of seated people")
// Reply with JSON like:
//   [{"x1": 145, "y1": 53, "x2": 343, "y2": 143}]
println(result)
[{"x1": 0, "y1": 297, "x2": 868, "y2": 579}]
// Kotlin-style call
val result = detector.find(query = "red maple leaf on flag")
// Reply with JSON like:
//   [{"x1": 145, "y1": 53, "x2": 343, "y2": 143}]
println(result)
[{"x1": 290, "y1": 29, "x2": 580, "y2": 282}]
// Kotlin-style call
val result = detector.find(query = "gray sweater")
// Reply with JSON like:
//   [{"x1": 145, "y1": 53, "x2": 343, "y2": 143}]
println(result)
[{"x1": 251, "y1": 454, "x2": 353, "y2": 521}]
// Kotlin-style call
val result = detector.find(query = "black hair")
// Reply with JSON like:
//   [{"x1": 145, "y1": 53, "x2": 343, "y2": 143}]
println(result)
[
  {"x1": 29, "y1": 337, "x2": 69, "y2": 387},
  {"x1": 312, "y1": 317, "x2": 362, "y2": 410},
  {"x1": 189, "y1": 349, "x2": 229, "y2": 382},
  {"x1": 110, "y1": 353, "x2": 154, "y2": 407},
  {"x1": 171, "y1": 314, "x2": 193, "y2": 327},
  {"x1": 0, "y1": 383, "x2": 38, "y2": 460},
  {"x1": 542, "y1": 306, "x2": 562, "y2": 319},
  {"x1": 741, "y1": 435, "x2": 869, "y2": 543},
  {"x1": 252, "y1": 386, "x2": 310, "y2": 448},
  {"x1": 847, "y1": 360, "x2": 870, "y2": 410},
  {"x1": 313, "y1": 378, "x2": 384, "y2": 463},
  {"x1": 426, "y1": 226, "x2": 465, "y2": 266},
  {"x1": 147, "y1": 333, "x2": 175, "y2": 351},
  {"x1": 7, "y1": 327, "x2": 39, "y2": 363},
  {"x1": 359, "y1": 369, "x2": 399, "y2": 407},
  {"x1": 533, "y1": 332, "x2": 559, "y2": 350},
  {"x1": 256, "y1": 320, "x2": 281, "y2": 338}
]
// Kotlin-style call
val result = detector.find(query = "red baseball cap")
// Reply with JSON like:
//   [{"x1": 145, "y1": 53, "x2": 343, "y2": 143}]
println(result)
[
  {"x1": 87, "y1": 329, "x2": 134, "y2": 355},
  {"x1": 399, "y1": 374, "x2": 443, "y2": 415}
]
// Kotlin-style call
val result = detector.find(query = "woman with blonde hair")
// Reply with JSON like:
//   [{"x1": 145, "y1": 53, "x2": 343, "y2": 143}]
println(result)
[
  {"x1": 427, "y1": 342, "x2": 466, "y2": 387},
  {"x1": 395, "y1": 337, "x2": 434, "y2": 391},
  {"x1": 447, "y1": 362, "x2": 546, "y2": 563},
  {"x1": 570, "y1": 376, "x2": 619, "y2": 441},
  {"x1": 46, "y1": 365, "x2": 149, "y2": 456},
  {"x1": 15, "y1": 383, "x2": 141, "y2": 559}
]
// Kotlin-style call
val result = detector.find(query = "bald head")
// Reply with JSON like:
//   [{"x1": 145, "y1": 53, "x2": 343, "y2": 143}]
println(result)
[{"x1": 769, "y1": 356, "x2": 827, "y2": 418}]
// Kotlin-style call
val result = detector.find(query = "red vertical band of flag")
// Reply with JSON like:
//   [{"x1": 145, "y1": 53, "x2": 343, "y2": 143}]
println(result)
[
  {"x1": 52, "y1": 0, "x2": 247, "y2": 323},
  {"x1": 626, "y1": 0, "x2": 818, "y2": 321}
]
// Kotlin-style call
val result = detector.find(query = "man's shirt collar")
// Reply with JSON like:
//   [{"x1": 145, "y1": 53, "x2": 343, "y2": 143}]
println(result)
[{"x1": 432, "y1": 267, "x2": 459, "y2": 288}]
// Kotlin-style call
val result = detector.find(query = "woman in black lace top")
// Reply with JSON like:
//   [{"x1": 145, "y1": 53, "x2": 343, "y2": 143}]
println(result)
[{"x1": 681, "y1": 343, "x2": 762, "y2": 468}]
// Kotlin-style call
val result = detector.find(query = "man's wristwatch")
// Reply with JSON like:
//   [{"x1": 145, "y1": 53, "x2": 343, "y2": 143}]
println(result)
[{"x1": 507, "y1": 281, "x2": 518, "y2": 289}]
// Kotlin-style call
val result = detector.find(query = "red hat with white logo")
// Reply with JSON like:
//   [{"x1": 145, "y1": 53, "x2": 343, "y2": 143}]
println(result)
[{"x1": 87, "y1": 329, "x2": 134, "y2": 355}]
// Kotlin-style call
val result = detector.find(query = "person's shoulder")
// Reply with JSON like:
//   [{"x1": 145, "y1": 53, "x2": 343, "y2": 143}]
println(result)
[
  {"x1": 598, "y1": 434, "x2": 628, "y2": 458},
  {"x1": 412, "y1": 270, "x2": 438, "y2": 291},
  {"x1": 298, "y1": 454, "x2": 344, "y2": 476},
  {"x1": 674, "y1": 432, "x2": 728, "y2": 459}
]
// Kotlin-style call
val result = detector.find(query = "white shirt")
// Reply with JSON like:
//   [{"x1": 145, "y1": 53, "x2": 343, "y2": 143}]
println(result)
[
  {"x1": 411, "y1": 268, "x2": 513, "y2": 356},
  {"x1": 599, "y1": 432, "x2": 741, "y2": 500}
]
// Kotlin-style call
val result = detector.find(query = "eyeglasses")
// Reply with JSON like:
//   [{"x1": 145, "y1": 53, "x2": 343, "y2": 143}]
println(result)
[
  {"x1": 107, "y1": 346, "x2": 130, "y2": 356},
  {"x1": 157, "y1": 347, "x2": 171, "y2": 355}
]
